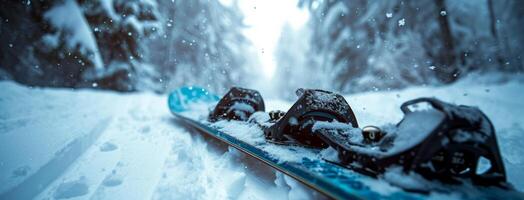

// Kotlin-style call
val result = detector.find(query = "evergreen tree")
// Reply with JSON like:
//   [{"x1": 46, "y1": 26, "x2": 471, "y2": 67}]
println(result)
[
  {"x1": 80, "y1": 0, "x2": 162, "y2": 91},
  {"x1": 1, "y1": 0, "x2": 95, "y2": 88},
  {"x1": 1, "y1": 0, "x2": 162, "y2": 91},
  {"x1": 293, "y1": 0, "x2": 524, "y2": 93},
  {"x1": 149, "y1": 0, "x2": 254, "y2": 94}
]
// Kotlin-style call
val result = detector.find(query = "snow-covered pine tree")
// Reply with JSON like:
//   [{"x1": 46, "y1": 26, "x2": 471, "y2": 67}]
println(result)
[
  {"x1": 149, "y1": 0, "x2": 254, "y2": 94},
  {"x1": 297, "y1": 0, "x2": 451, "y2": 93},
  {"x1": 295, "y1": 0, "x2": 524, "y2": 93},
  {"x1": 79, "y1": 0, "x2": 162, "y2": 91},
  {"x1": 1, "y1": 0, "x2": 99, "y2": 88},
  {"x1": 447, "y1": 0, "x2": 524, "y2": 73},
  {"x1": 1, "y1": 0, "x2": 162, "y2": 91}
]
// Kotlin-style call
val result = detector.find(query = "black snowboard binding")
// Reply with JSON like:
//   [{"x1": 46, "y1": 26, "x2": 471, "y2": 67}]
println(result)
[
  {"x1": 262, "y1": 88, "x2": 359, "y2": 148},
  {"x1": 208, "y1": 88, "x2": 359, "y2": 148},
  {"x1": 208, "y1": 87, "x2": 265, "y2": 122},
  {"x1": 315, "y1": 97, "x2": 507, "y2": 187}
]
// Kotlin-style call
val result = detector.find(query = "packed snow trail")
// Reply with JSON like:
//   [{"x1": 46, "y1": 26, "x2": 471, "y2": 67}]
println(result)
[
  {"x1": 0, "y1": 81, "x2": 320, "y2": 200},
  {"x1": 0, "y1": 76, "x2": 523, "y2": 199}
]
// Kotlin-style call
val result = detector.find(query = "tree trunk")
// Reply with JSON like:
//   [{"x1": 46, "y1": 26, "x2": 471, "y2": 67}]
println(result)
[
  {"x1": 487, "y1": 0, "x2": 507, "y2": 70},
  {"x1": 435, "y1": 0, "x2": 457, "y2": 83}
]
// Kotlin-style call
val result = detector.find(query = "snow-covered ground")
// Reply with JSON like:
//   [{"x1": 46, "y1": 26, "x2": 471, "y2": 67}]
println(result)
[
  {"x1": 0, "y1": 75, "x2": 523, "y2": 199},
  {"x1": 0, "y1": 81, "x2": 317, "y2": 200}
]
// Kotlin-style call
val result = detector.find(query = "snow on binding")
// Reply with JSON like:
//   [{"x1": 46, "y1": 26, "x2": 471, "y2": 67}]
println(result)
[
  {"x1": 168, "y1": 86, "x2": 523, "y2": 199},
  {"x1": 314, "y1": 98, "x2": 509, "y2": 190}
]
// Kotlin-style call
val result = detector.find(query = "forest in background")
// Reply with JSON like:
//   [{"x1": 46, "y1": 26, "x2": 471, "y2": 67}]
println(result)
[
  {"x1": 1, "y1": 0, "x2": 523, "y2": 96},
  {"x1": 275, "y1": 0, "x2": 524, "y2": 98},
  {"x1": 0, "y1": 0, "x2": 256, "y2": 93}
]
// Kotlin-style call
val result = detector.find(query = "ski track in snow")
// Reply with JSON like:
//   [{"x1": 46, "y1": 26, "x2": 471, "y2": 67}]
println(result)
[
  {"x1": 0, "y1": 78, "x2": 523, "y2": 199},
  {"x1": 0, "y1": 81, "x2": 316, "y2": 200}
]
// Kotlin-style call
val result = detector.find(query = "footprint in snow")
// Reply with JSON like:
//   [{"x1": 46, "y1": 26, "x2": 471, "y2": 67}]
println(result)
[
  {"x1": 140, "y1": 125, "x2": 151, "y2": 134},
  {"x1": 102, "y1": 173, "x2": 123, "y2": 187},
  {"x1": 53, "y1": 177, "x2": 89, "y2": 199},
  {"x1": 11, "y1": 165, "x2": 30, "y2": 178},
  {"x1": 100, "y1": 142, "x2": 118, "y2": 152}
]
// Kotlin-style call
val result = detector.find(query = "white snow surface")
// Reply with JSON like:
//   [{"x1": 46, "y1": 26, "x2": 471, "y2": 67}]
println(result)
[
  {"x1": 0, "y1": 81, "x2": 318, "y2": 200},
  {"x1": 0, "y1": 75, "x2": 524, "y2": 199}
]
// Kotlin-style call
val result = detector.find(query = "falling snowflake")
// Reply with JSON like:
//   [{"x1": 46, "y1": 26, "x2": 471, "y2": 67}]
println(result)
[
  {"x1": 398, "y1": 18, "x2": 405, "y2": 27},
  {"x1": 429, "y1": 65, "x2": 436, "y2": 70},
  {"x1": 440, "y1": 10, "x2": 447, "y2": 16},
  {"x1": 386, "y1": 12, "x2": 393, "y2": 18},
  {"x1": 92, "y1": 82, "x2": 98, "y2": 87}
]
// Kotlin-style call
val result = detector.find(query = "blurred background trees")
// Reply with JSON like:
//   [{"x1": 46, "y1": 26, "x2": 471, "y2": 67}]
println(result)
[
  {"x1": 280, "y1": 0, "x2": 524, "y2": 95},
  {"x1": 0, "y1": 0, "x2": 253, "y2": 93},
  {"x1": 1, "y1": 0, "x2": 523, "y2": 95},
  {"x1": 149, "y1": 0, "x2": 255, "y2": 93}
]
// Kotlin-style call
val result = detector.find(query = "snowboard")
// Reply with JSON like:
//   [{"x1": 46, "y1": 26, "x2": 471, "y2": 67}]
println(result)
[
  {"x1": 167, "y1": 86, "x2": 422, "y2": 199},
  {"x1": 167, "y1": 86, "x2": 523, "y2": 200}
]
